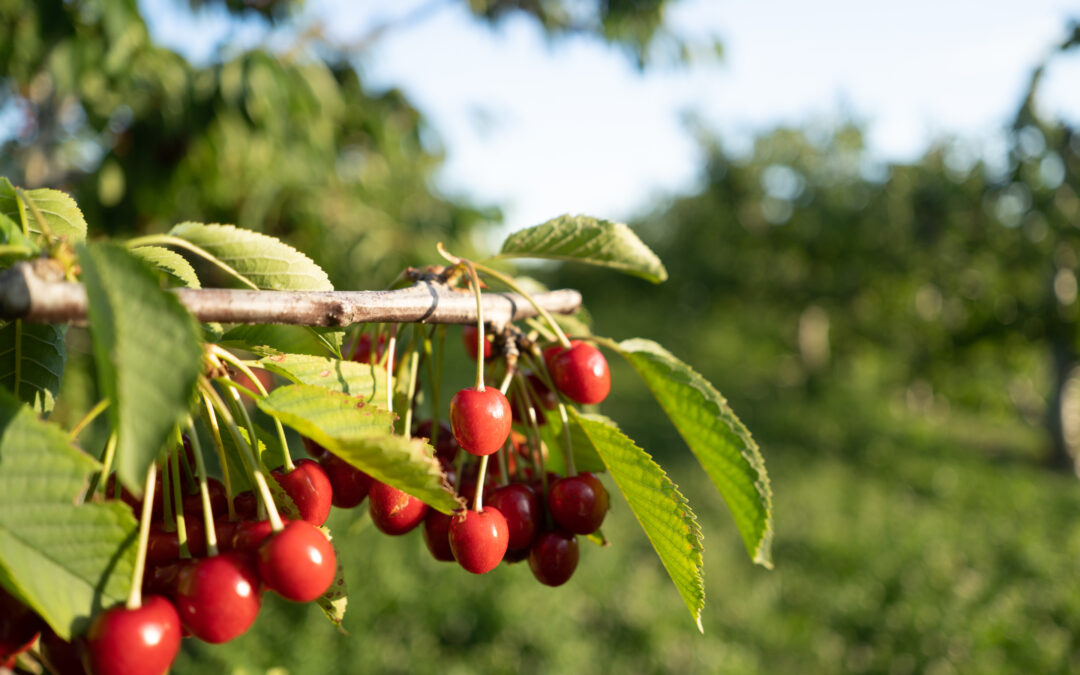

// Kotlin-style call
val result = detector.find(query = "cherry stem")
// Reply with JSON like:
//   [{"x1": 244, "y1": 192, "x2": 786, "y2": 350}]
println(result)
[
  {"x1": 472, "y1": 260, "x2": 572, "y2": 349},
  {"x1": 473, "y1": 454, "x2": 489, "y2": 512},
  {"x1": 465, "y1": 260, "x2": 487, "y2": 391},
  {"x1": 200, "y1": 391, "x2": 236, "y2": 521},
  {"x1": 160, "y1": 453, "x2": 174, "y2": 534},
  {"x1": 170, "y1": 444, "x2": 191, "y2": 559},
  {"x1": 95, "y1": 432, "x2": 118, "y2": 498},
  {"x1": 68, "y1": 399, "x2": 109, "y2": 441},
  {"x1": 386, "y1": 324, "x2": 398, "y2": 413},
  {"x1": 496, "y1": 440, "x2": 510, "y2": 486},
  {"x1": 512, "y1": 373, "x2": 544, "y2": 479},
  {"x1": 422, "y1": 326, "x2": 441, "y2": 445},
  {"x1": 212, "y1": 346, "x2": 294, "y2": 472},
  {"x1": 186, "y1": 420, "x2": 219, "y2": 557},
  {"x1": 402, "y1": 344, "x2": 420, "y2": 436},
  {"x1": 523, "y1": 351, "x2": 577, "y2": 476},
  {"x1": 127, "y1": 462, "x2": 157, "y2": 610}
]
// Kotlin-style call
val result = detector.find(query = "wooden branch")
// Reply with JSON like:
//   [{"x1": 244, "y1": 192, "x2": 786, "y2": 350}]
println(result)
[{"x1": 0, "y1": 261, "x2": 582, "y2": 328}]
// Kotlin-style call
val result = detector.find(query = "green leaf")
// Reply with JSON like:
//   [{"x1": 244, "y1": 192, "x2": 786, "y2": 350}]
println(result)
[
  {"x1": 130, "y1": 245, "x2": 201, "y2": 288},
  {"x1": 0, "y1": 321, "x2": 66, "y2": 414},
  {"x1": 80, "y1": 243, "x2": 204, "y2": 494},
  {"x1": 498, "y1": 214, "x2": 667, "y2": 283},
  {"x1": 255, "y1": 385, "x2": 462, "y2": 514},
  {"x1": 168, "y1": 222, "x2": 332, "y2": 291},
  {"x1": 219, "y1": 324, "x2": 343, "y2": 358},
  {"x1": 615, "y1": 338, "x2": 773, "y2": 568},
  {"x1": 568, "y1": 410, "x2": 704, "y2": 629},
  {"x1": 0, "y1": 212, "x2": 40, "y2": 262},
  {"x1": 0, "y1": 389, "x2": 136, "y2": 639},
  {"x1": 533, "y1": 408, "x2": 605, "y2": 475},
  {"x1": 257, "y1": 354, "x2": 386, "y2": 402},
  {"x1": 0, "y1": 178, "x2": 87, "y2": 243},
  {"x1": 315, "y1": 532, "x2": 348, "y2": 631}
]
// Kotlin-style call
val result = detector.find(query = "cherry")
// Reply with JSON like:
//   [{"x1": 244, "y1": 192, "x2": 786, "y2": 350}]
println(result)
[
  {"x1": 449, "y1": 387, "x2": 512, "y2": 456},
  {"x1": 422, "y1": 510, "x2": 455, "y2": 562},
  {"x1": 351, "y1": 334, "x2": 387, "y2": 364},
  {"x1": 0, "y1": 585, "x2": 43, "y2": 662},
  {"x1": 272, "y1": 458, "x2": 333, "y2": 526},
  {"x1": 548, "y1": 341, "x2": 610, "y2": 405},
  {"x1": 319, "y1": 454, "x2": 372, "y2": 508},
  {"x1": 233, "y1": 490, "x2": 259, "y2": 520},
  {"x1": 528, "y1": 531, "x2": 579, "y2": 586},
  {"x1": 145, "y1": 520, "x2": 206, "y2": 564},
  {"x1": 368, "y1": 482, "x2": 429, "y2": 535},
  {"x1": 449, "y1": 507, "x2": 509, "y2": 574},
  {"x1": 174, "y1": 553, "x2": 261, "y2": 644},
  {"x1": 39, "y1": 626, "x2": 85, "y2": 675},
  {"x1": 486, "y1": 483, "x2": 542, "y2": 553},
  {"x1": 212, "y1": 519, "x2": 239, "y2": 553},
  {"x1": 413, "y1": 419, "x2": 460, "y2": 466},
  {"x1": 302, "y1": 436, "x2": 329, "y2": 460},
  {"x1": 462, "y1": 325, "x2": 493, "y2": 361},
  {"x1": 257, "y1": 520, "x2": 337, "y2": 603},
  {"x1": 231, "y1": 519, "x2": 277, "y2": 553},
  {"x1": 547, "y1": 473, "x2": 609, "y2": 535},
  {"x1": 86, "y1": 596, "x2": 181, "y2": 675},
  {"x1": 142, "y1": 561, "x2": 184, "y2": 598}
]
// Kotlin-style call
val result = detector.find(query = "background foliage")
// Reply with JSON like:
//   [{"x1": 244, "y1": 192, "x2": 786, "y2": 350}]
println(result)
[{"x1": 4, "y1": 0, "x2": 1080, "y2": 672}]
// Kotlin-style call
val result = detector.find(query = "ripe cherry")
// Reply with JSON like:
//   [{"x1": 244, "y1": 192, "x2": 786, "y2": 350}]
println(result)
[
  {"x1": 449, "y1": 507, "x2": 509, "y2": 574},
  {"x1": 0, "y1": 585, "x2": 43, "y2": 663},
  {"x1": 302, "y1": 436, "x2": 329, "y2": 460},
  {"x1": 146, "y1": 519, "x2": 206, "y2": 564},
  {"x1": 231, "y1": 519, "x2": 277, "y2": 553},
  {"x1": 462, "y1": 325, "x2": 494, "y2": 361},
  {"x1": 413, "y1": 419, "x2": 460, "y2": 466},
  {"x1": 86, "y1": 596, "x2": 181, "y2": 675},
  {"x1": 549, "y1": 341, "x2": 611, "y2": 405},
  {"x1": 547, "y1": 473, "x2": 609, "y2": 535},
  {"x1": 449, "y1": 387, "x2": 512, "y2": 456},
  {"x1": 486, "y1": 483, "x2": 542, "y2": 553},
  {"x1": 272, "y1": 458, "x2": 333, "y2": 526},
  {"x1": 422, "y1": 510, "x2": 455, "y2": 562},
  {"x1": 319, "y1": 453, "x2": 373, "y2": 508},
  {"x1": 257, "y1": 520, "x2": 337, "y2": 603},
  {"x1": 351, "y1": 334, "x2": 387, "y2": 364},
  {"x1": 369, "y1": 482, "x2": 428, "y2": 535},
  {"x1": 180, "y1": 477, "x2": 228, "y2": 519},
  {"x1": 528, "y1": 531, "x2": 579, "y2": 586},
  {"x1": 233, "y1": 490, "x2": 258, "y2": 520},
  {"x1": 174, "y1": 553, "x2": 261, "y2": 644}
]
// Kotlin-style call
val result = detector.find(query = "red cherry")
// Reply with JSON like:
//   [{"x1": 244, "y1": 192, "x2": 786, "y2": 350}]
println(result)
[
  {"x1": 272, "y1": 458, "x2": 333, "y2": 526},
  {"x1": 350, "y1": 334, "x2": 388, "y2": 364},
  {"x1": 257, "y1": 521, "x2": 337, "y2": 603},
  {"x1": 549, "y1": 341, "x2": 610, "y2": 405},
  {"x1": 0, "y1": 585, "x2": 43, "y2": 662},
  {"x1": 528, "y1": 531, "x2": 579, "y2": 586},
  {"x1": 212, "y1": 519, "x2": 238, "y2": 553},
  {"x1": 142, "y1": 561, "x2": 184, "y2": 598},
  {"x1": 368, "y1": 482, "x2": 429, "y2": 535},
  {"x1": 413, "y1": 419, "x2": 460, "y2": 466},
  {"x1": 319, "y1": 454, "x2": 372, "y2": 508},
  {"x1": 181, "y1": 477, "x2": 228, "y2": 520},
  {"x1": 39, "y1": 626, "x2": 85, "y2": 675},
  {"x1": 146, "y1": 520, "x2": 206, "y2": 564},
  {"x1": 174, "y1": 554, "x2": 261, "y2": 644},
  {"x1": 422, "y1": 510, "x2": 455, "y2": 562},
  {"x1": 487, "y1": 483, "x2": 542, "y2": 552},
  {"x1": 547, "y1": 473, "x2": 609, "y2": 535},
  {"x1": 302, "y1": 436, "x2": 329, "y2": 459},
  {"x1": 449, "y1": 507, "x2": 509, "y2": 574},
  {"x1": 231, "y1": 519, "x2": 277, "y2": 553},
  {"x1": 233, "y1": 490, "x2": 258, "y2": 520},
  {"x1": 449, "y1": 387, "x2": 512, "y2": 456},
  {"x1": 462, "y1": 325, "x2": 494, "y2": 361},
  {"x1": 86, "y1": 596, "x2": 181, "y2": 675}
]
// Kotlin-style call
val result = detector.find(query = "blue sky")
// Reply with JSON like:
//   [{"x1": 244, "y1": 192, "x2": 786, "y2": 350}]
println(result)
[{"x1": 142, "y1": 0, "x2": 1080, "y2": 231}]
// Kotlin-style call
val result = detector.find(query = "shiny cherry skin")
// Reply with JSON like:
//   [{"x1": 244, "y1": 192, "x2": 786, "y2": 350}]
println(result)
[
  {"x1": 272, "y1": 458, "x2": 333, "y2": 526},
  {"x1": 86, "y1": 595, "x2": 181, "y2": 675},
  {"x1": 422, "y1": 510, "x2": 455, "y2": 562},
  {"x1": 231, "y1": 519, "x2": 277, "y2": 553},
  {"x1": 0, "y1": 585, "x2": 44, "y2": 662},
  {"x1": 257, "y1": 520, "x2": 337, "y2": 603},
  {"x1": 449, "y1": 386, "x2": 512, "y2": 456},
  {"x1": 549, "y1": 341, "x2": 611, "y2": 405},
  {"x1": 369, "y1": 482, "x2": 429, "y2": 535},
  {"x1": 413, "y1": 419, "x2": 460, "y2": 466},
  {"x1": 547, "y1": 473, "x2": 609, "y2": 535},
  {"x1": 319, "y1": 454, "x2": 373, "y2": 508},
  {"x1": 462, "y1": 325, "x2": 494, "y2": 361},
  {"x1": 174, "y1": 553, "x2": 261, "y2": 644},
  {"x1": 449, "y1": 507, "x2": 509, "y2": 574},
  {"x1": 486, "y1": 483, "x2": 542, "y2": 553},
  {"x1": 528, "y1": 531, "x2": 579, "y2": 586}
]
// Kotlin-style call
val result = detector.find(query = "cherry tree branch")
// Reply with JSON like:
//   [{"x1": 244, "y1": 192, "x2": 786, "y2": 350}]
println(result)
[{"x1": 0, "y1": 261, "x2": 582, "y2": 328}]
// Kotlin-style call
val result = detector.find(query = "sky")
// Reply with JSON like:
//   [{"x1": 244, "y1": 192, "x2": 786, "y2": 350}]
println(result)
[{"x1": 141, "y1": 0, "x2": 1080, "y2": 231}]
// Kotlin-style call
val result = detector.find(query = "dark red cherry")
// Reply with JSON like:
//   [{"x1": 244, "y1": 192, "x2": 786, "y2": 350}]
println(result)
[
  {"x1": 319, "y1": 454, "x2": 372, "y2": 508},
  {"x1": 212, "y1": 519, "x2": 238, "y2": 553},
  {"x1": 232, "y1": 490, "x2": 258, "y2": 520},
  {"x1": 39, "y1": 626, "x2": 85, "y2": 675},
  {"x1": 257, "y1": 521, "x2": 337, "y2": 603},
  {"x1": 351, "y1": 334, "x2": 387, "y2": 364},
  {"x1": 422, "y1": 510, "x2": 455, "y2": 562},
  {"x1": 462, "y1": 325, "x2": 494, "y2": 361},
  {"x1": 174, "y1": 554, "x2": 261, "y2": 644},
  {"x1": 368, "y1": 482, "x2": 428, "y2": 535},
  {"x1": 548, "y1": 473, "x2": 609, "y2": 535},
  {"x1": 449, "y1": 387, "x2": 512, "y2": 456},
  {"x1": 529, "y1": 531, "x2": 579, "y2": 586},
  {"x1": 487, "y1": 483, "x2": 542, "y2": 552},
  {"x1": 146, "y1": 520, "x2": 206, "y2": 564},
  {"x1": 449, "y1": 507, "x2": 509, "y2": 574},
  {"x1": 413, "y1": 419, "x2": 460, "y2": 466},
  {"x1": 231, "y1": 519, "x2": 277, "y2": 553},
  {"x1": 142, "y1": 561, "x2": 184, "y2": 598},
  {"x1": 549, "y1": 341, "x2": 610, "y2": 405},
  {"x1": 302, "y1": 436, "x2": 329, "y2": 460},
  {"x1": 181, "y1": 477, "x2": 228, "y2": 520},
  {"x1": 272, "y1": 458, "x2": 333, "y2": 526},
  {"x1": 86, "y1": 596, "x2": 181, "y2": 675},
  {"x1": 0, "y1": 585, "x2": 43, "y2": 662}
]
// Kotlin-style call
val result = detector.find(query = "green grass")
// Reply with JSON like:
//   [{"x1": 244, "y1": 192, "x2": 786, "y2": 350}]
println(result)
[{"x1": 173, "y1": 415, "x2": 1080, "y2": 675}]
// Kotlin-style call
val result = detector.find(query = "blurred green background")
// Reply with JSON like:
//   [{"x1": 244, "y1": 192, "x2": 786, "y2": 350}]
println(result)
[{"x1": 5, "y1": 1, "x2": 1080, "y2": 673}]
